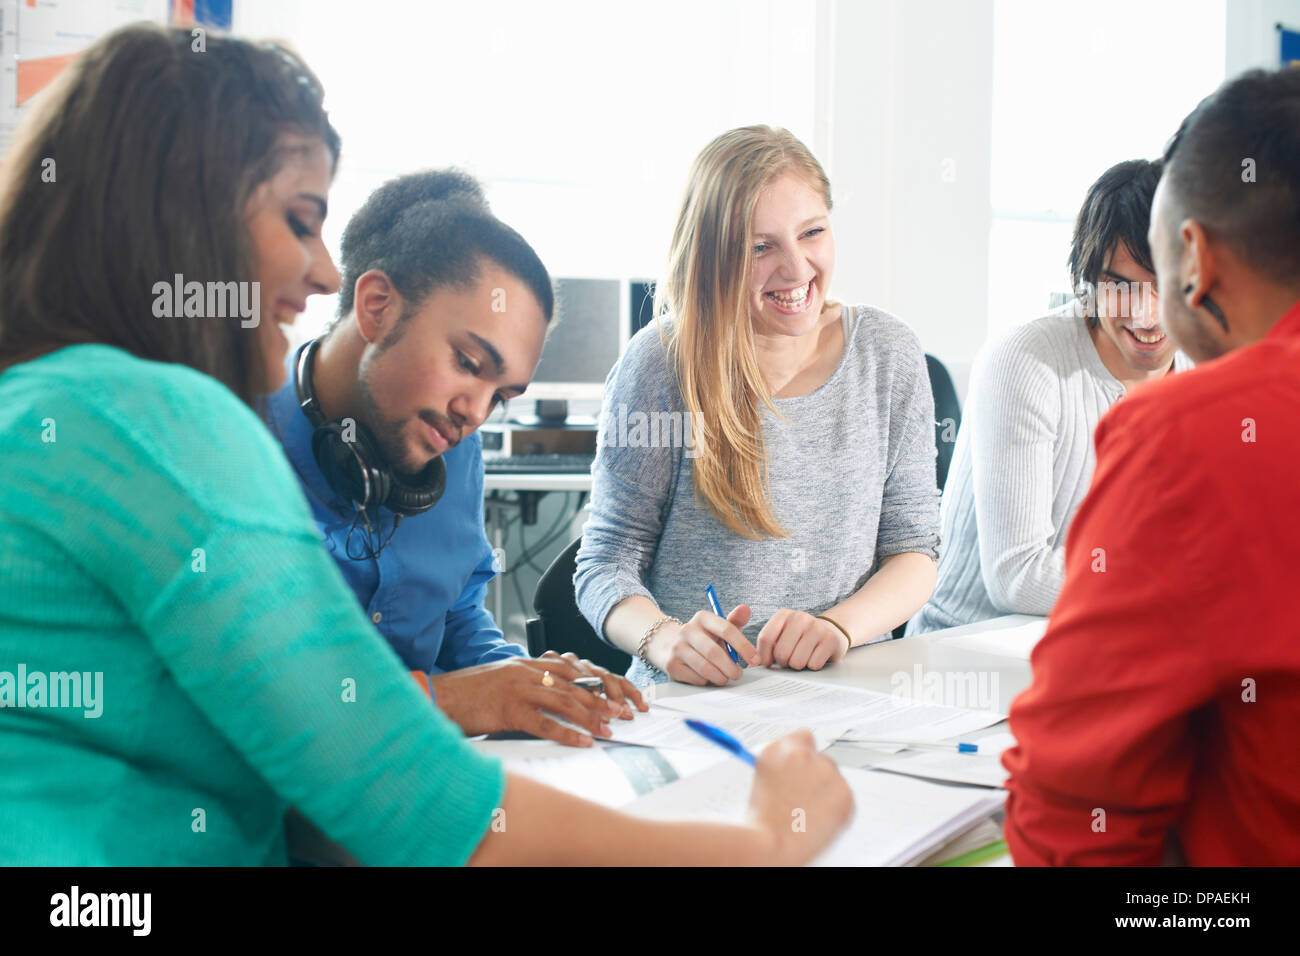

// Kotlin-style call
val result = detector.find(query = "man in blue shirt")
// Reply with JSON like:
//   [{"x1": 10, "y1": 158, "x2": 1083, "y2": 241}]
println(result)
[{"x1": 265, "y1": 169, "x2": 644, "y2": 746}]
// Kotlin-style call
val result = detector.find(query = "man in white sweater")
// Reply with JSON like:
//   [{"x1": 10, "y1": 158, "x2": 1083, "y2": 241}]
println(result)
[{"x1": 910, "y1": 159, "x2": 1192, "y2": 635}]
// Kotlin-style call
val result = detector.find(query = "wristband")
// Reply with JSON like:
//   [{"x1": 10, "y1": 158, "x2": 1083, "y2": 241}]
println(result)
[
  {"x1": 410, "y1": 670, "x2": 433, "y2": 699},
  {"x1": 815, "y1": 614, "x2": 853, "y2": 654}
]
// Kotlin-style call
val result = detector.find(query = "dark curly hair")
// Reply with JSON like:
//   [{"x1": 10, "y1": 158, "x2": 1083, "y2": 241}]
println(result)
[{"x1": 332, "y1": 168, "x2": 554, "y2": 337}]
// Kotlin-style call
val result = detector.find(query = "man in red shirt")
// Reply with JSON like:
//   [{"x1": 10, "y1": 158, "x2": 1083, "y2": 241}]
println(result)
[{"x1": 1002, "y1": 66, "x2": 1300, "y2": 865}]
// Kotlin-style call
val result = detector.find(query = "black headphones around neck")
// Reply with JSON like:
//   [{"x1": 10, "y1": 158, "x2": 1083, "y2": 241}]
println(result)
[{"x1": 296, "y1": 338, "x2": 446, "y2": 517}]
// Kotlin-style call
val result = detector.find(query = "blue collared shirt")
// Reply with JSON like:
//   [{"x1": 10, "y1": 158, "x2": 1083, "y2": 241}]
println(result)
[{"x1": 263, "y1": 345, "x2": 525, "y2": 675}]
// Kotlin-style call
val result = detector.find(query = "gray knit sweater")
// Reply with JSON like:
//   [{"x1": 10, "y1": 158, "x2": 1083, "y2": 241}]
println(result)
[
  {"x1": 575, "y1": 305, "x2": 941, "y2": 685},
  {"x1": 908, "y1": 306, "x2": 1193, "y2": 635}
]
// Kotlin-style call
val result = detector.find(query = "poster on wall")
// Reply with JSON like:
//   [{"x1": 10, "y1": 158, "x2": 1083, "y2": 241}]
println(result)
[
  {"x1": 0, "y1": 0, "x2": 231, "y2": 159},
  {"x1": 171, "y1": 0, "x2": 232, "y2": 31},
  {"x1": 1281, "y1": 24, "x2": 1300, "y2": 68}
]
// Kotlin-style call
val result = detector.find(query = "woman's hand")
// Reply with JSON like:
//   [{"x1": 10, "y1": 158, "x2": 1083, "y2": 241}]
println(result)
[
  {"x1": 756, "y1": 609, "x2": 850, "y2": 670},
  {"x1": 747, "y1": 730, "x2": 854, "y2": 864},
  {"x1": 647, "y1": 604, "x2": 758, "y2": 685}
]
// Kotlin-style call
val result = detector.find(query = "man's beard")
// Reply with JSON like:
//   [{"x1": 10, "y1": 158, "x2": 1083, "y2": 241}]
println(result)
[
  {"x1": 356, "y1": 365, "x2": 428, "y2": 480},
  {"x1": 1170, "y1": 307, "x2": 1229, "y2": 364}
]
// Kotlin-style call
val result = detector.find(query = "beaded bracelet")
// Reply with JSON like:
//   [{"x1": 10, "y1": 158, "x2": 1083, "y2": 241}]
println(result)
[{"x1": 637, "y1": 615, "x2": 681, "y2": 675}]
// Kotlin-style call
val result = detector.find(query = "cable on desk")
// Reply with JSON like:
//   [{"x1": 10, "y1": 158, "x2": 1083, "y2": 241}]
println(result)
[
  {"x1": 508, "y1": 555, "x2": 530, "y2": 621},
  {"x1": 490, "y1": 491, "x2": 585, "y2": 631}
]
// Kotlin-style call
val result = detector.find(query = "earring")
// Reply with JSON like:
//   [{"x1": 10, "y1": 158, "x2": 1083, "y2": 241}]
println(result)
[{"x1": 1185, "y1": 282, "x2": 1229, "y2": 332}]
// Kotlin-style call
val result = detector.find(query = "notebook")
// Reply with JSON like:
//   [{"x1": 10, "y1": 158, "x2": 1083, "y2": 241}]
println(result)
[{"x1": 622, "y1": 760, "x2": 1007, "y2": 866}]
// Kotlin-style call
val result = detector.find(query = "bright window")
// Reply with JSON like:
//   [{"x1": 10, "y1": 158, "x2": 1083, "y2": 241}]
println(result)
[
  {"x1": 236, "y1": 0, "x2": 820, "y2": 339},
  {"x1": 988, "y1": 0, "x2": 1226, "y2": 339}
]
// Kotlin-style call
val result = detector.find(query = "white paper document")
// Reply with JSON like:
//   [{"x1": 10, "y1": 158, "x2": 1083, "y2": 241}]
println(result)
[
  {"x1": 603, "y1": 706, "x2": 845, "y2": 753},
  {"x1": 623, "y1": 760, "x2": 1006, "y2": 866},
  {"x1": 873, "y1": 732, "x2": 1017, "y2": 789},
  {"x1": 470, "y1": 738, "x2": 723, "y2": 808},
  {"x1": 933, "y1": 618, "x2": 1048, "y2": 660},
  {"x1": 654, "y1": 674, "x2": 1004, "y2": 744}
]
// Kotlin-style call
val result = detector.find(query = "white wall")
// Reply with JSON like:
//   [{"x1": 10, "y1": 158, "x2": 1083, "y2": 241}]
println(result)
[
  {"x1": 818, "y1": 0, "x2": 994, "y2": 402},
  {"x1": 238, "y1": 0, "x2": 1271, "y2": 401},
  {"x1": 234, "y1": 0, "x2": 821, "y2": 341},
  {"x1": 1227, "y1": 0, "x2": 1300, "y2": 74},
  {"x1": 236, "y1": 0, "x2": 991, "y2": 396}
]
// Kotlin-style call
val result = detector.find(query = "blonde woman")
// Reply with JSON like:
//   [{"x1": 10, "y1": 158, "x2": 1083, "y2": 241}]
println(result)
[{"x1": 576, "y1": 126, "x2": 940, "y2": 686}]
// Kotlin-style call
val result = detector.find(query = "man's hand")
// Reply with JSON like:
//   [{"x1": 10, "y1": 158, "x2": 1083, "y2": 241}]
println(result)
[
  {"x1": 428, "y1": 655, "x2": 648, "y2": 748},
  {"x1": 537, "y1": 650, "x2": 648, "y2": 717}
]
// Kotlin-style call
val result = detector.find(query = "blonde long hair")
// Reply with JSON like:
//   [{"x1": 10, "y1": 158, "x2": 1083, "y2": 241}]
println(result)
[{"x1": 656, "y1": 126, "x2": 833, "y2": 539}]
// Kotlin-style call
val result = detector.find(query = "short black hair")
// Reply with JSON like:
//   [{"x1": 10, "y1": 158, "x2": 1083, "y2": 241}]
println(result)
[
  {"x1": 333, "y1": 168, "x2": 554, "y2": 329},
  {"x1": 1162, "y1": 67, "x2": 1300, "y2": 286},
  {"x1": 1068, "y1": 158, "x2": 1162, "y2": 325}
]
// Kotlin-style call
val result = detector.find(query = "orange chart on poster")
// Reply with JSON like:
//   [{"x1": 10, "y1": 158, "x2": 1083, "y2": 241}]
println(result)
[{"x1": 16, "y1": 52, "x2": 79, "y2": 107}]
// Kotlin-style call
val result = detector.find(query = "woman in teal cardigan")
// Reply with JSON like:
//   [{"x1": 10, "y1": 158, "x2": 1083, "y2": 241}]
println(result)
[{"x1": 0, "y1": 25, "x2": 850, "y2": 865}]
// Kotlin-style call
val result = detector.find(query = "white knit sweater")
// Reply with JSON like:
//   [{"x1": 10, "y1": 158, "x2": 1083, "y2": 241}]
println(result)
[{"x1": 908, "y1": 305, "x2": 1193, "y2": 634}]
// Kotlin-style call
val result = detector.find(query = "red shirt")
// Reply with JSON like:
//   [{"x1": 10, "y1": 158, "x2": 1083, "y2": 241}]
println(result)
[{"x1": 1003, "y1": 301, "x2": 1300, "y2": 866}]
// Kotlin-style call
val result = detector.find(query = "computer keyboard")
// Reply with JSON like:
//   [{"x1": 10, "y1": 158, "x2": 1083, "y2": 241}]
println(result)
[{"x1": 483, "y1": 453, "x2": 595, "y2": 474}]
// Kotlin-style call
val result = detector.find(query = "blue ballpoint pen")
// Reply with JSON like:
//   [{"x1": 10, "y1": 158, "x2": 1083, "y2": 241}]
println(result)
[
  {"x1": 850, "y1": 739, "x2": 981, "y2": 753},
  {"x1": 684, "y1": 718, "x2": 757, "y2": 767},
  {"x1": 705, "y1": 582, "x2": 742, "y2": 665}
]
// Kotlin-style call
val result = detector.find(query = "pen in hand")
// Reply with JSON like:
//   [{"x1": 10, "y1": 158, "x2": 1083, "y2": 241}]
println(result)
[
  {"x1": 571, "y1": 676, "x2": 605, "y2": 694},
  {"x1": 706, "y1": 582, "x2": 742, "y2": 666}
]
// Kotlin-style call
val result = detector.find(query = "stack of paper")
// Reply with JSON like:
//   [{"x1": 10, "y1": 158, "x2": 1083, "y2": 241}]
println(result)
[
  {"x1": 622, "y1": 759, "x2": 1006, "y2": 866},
  {"x1": 602, "y1": 706, "x2": 846, "y2": 753},
  {"x1": 545, "y1": 706, "x2": 846, "y2": 755},
  {"x1": 918, "y1": 816, "x2": 1009, "y2": 866},
  {"x1": 654, "y1": 674, "x2": 1005, "y2": 744},
  {"x1": 470, "y1": 737, "x2": 723, "y2": 808},
  {"x1": 872, "y1": 732, "x2": 1017, "y2": 788}
]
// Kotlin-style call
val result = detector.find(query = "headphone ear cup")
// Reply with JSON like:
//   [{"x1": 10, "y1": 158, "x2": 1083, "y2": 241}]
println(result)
[
  {"x1": 385, "y1": 454, "x2": 447, "y2": 516},
  {"x1": 311, "y1": 421, "x2": 390, "y2": 512}
]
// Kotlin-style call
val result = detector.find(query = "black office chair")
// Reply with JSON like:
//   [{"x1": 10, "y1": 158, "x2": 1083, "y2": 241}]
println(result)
[
  {"x1": 525, "y1": 537, "x2": 632, "y2": 674},
  {"x1": 926, "y1": 353, "x2": 961, "y2": 495},
  {"x1": 892, "y1": 354, "x2": 962, "y2": 640}
]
